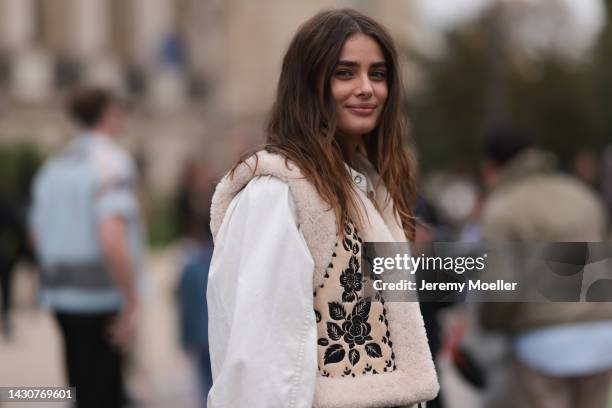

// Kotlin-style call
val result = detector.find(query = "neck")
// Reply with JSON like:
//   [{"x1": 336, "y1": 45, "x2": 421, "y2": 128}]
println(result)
[{"x1": 336, "y1": 133, "x2": 362, "y2": 166}]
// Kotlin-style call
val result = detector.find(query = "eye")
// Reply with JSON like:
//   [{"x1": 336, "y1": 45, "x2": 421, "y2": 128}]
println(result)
[
  {"x1": 369, "y1": 70, "x2": 387, "y2": 81},
  {"x1": 334, "y1": 69, "x2": 354, "y2": 79}
]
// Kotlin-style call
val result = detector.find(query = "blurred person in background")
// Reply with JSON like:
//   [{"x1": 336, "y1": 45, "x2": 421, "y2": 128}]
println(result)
[
  {"x1": 207, "y1": 8, "x2": 438, "y2": 408},
  {"x1": 30, "y1": 87, "x2": 145, "y2": 407},
  {"x1": 0, "y1": 146, "x2": 41, "y2": 340},
  {"x1": 572, "y1": 147, "x2": 601, "y2": 192},
  {"x1": 175, "y1": 160, "x2": 214, "y2": 257},
  {"x1": 0, "y1": 197, "x2": 22, "y2": 339},
  {"x1": 479, "y1": 126, "x2": 612, "y2": 408},
  {"x1": 414, "y1": 197, "x2": 456, "y2": 408},
  {"x1": 174, "y1": 159, "x2": 214, "y2": 405},
  {"x1": 603, "y1": 143, "x2": 612, "y2": 226}
]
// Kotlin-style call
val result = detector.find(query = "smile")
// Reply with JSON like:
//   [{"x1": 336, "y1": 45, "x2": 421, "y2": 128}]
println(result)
[{"x1": 346, "y1": 106, "x2": 376, "y2": 116}]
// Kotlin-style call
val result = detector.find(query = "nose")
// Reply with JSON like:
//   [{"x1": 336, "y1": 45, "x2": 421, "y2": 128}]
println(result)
[{"x1": 356, "y1": 73, "x2": 373, "y2": 98}]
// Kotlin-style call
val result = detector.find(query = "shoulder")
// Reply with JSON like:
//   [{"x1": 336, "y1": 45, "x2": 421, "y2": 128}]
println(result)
[
  {"x1": 213, "y1": 176, "x2": 300, "y2": 248},
  {"x1": 211, "y1": 151, "x2": 306, "y2": 236},
  {"x1": 548, "y1": 174, "x2": 607, "y2": 222},
  {"x1": 231, "y1": 176, "x2": 293, "y2": 214},
  {"x1": 218, "y1": 150, "x2": 303, "y2": 193},
  {"x1": 241, "y1": 175, "x2": 291, "y2": 199},
  {"x1": 488, "y1": 173, "x2": 602, "y2": 213},
  {"x1": 483, "y1": 173, "x2": 607, "y2": 238},
  {"x1": 225, "y1": 176, "x2": 295, "y2": 224},
  {"x1": 90, "y1": 138, "x2": 136, "y2": 182},
  {"x1": 32, "y1": 142, "x2": 87, "y2": 193}
]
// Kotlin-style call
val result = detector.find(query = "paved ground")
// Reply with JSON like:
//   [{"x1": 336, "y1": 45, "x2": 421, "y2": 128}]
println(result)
[{"x1": 0, "y1": 247, "x2": 199, "y2": 408}]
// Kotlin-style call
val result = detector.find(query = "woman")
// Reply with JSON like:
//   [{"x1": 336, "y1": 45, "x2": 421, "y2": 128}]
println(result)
[{"x1": 208, "y1": 9, "x2": 438, "y2": 408}]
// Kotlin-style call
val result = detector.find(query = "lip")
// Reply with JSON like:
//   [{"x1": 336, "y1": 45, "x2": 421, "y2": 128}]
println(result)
[{"x1": 346, "y1": 104, "x2": 377, "y2": 116}]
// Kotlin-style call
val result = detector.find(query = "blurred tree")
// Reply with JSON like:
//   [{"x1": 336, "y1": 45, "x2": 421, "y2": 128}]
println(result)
[
  {"x1": 593, "y1": 0, "x2": 612, "y2": 143},
  {"x1": 410, "y1": 0, "x2": 611, "y2": 173},
  {"x1": 0, "y1": 143, "x2": 45, "y2": 199},
  {"x1": 0, "y1": 143, "x2": 44, "y2": 333}
]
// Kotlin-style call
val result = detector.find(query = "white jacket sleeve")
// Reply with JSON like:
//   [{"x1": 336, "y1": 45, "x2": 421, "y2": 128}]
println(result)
[{"x1": 207, "y1": 176, "x2": 317, "y2": 408}]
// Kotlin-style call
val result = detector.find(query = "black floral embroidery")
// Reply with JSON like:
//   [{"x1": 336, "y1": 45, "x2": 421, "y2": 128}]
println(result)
[
  {"x1": 316, "y1": 219, "x2": 395, "y2": 375},
  {"x1": 349, "y1": 349, "x2": 360, "y2": 366},
  {"x1": 323, "y1": 298, "x2": 378, "y2": 351},
  {"x1": 344, "y1": 222, "x2": 352, "y2": 236},
  {"x1": 348, "y1": 254, "x2": 360, "y2": 272},
  {"x1": 342, "y1": 236, "x2": 353, "y2": 252},
  {"x1": 342, "y1": 235, "x2": 359, "y2": 255},
  {"x1": 328, "y1": 302, "x2": 346, "y2": 320},
  {"x1": 340, "y1": 255, "x2": 362, "y2": 302},
  {"x1": 324, "y1": 344, "x2": 345, "y2": 365},
  {"x1": 321, "y1": 298, "x2": 383, "y2": 366},
  {"x1": 365, "y1": 343, "x2": 382, "y2": 358},
  {"x1": 327, "y1": 322, "x2": 343, "y2": 341},
  {"x1": 342, "y1": 298, "x2": 373, "y2": 349}
]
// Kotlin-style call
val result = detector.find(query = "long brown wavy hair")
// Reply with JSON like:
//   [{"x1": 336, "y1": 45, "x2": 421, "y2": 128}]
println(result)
[{"x1": 231, "y1": 8, "x2": 417, "y2": 240}]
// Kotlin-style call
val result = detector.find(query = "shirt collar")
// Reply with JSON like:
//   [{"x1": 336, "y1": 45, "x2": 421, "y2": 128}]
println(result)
[{"x1": 346, "y1": 164, "x2": 375, "y2": 196}]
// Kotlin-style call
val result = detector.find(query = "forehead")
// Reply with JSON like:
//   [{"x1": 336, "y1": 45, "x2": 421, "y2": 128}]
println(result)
[{"x1": 338, "y1": 33, "x2": 385, "y2": 63}]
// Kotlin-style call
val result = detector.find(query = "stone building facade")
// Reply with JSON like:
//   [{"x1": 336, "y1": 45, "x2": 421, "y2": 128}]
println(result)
[{"x1": 0, "y1": 0, "x2": 419, "y2": 194}]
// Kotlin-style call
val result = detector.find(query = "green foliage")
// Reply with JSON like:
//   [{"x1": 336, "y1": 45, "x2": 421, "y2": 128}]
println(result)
[
  {"x1": 0, "y1": 143, "x2": 46, "y2": 198},
  {"x1": 410, "y1": 28, "x2": 487, "y2": 172},
  {"x1": 510, "y1": 61, "x2": 604, "y2": 165},
  {"x1": 146, "y1": 195, "x2": 179, "y2": 249}
]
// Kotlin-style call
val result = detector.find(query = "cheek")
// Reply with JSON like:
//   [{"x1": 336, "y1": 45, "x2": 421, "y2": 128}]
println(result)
[
  {"x1": 375, "y1": 83, "x2": 388, "y2": 105},
  {"x1": 331, "y1": 80, "x2": 351, "y2": 108}
]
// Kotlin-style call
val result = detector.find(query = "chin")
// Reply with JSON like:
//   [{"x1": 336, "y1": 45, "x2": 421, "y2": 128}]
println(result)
[{"x1": 339, "y1": 122, "x2": 377, "y2": 136}]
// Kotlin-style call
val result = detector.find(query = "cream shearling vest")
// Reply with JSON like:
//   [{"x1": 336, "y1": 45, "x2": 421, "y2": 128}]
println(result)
[{"x1": 210, "y1": 151, "x2": 439, "y2": 408}]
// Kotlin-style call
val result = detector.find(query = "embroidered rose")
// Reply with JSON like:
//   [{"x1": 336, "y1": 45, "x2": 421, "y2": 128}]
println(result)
[
  {"x1": 342, "y1": 314, "x2": 371, "y2": 347},
  {"x1": 340, "y1": 255, "x2": 362, "y2": 302},
  {"x1": 341, "y1": 298, "x2": 373, "y2": 348}
]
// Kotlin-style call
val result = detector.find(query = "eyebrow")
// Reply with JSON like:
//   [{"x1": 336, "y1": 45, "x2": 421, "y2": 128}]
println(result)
[{"x1": 336, "y1": 60, "x2": 387, "y2": 68}]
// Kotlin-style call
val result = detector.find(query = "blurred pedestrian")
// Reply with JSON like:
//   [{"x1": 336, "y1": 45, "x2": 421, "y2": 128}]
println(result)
[
  {"x1": 602, "y1": 143, "x2": 612, "y2": 227},
  {"x1": 174, "y1": 159, "x2": 214, "y2": 405},
  {"x1": 572, "y1": 147, "x2": 601, "y2": 192},
  {"x1": 175, "y1": 159, "x2": 213, "y2": 250},
  {"x1": 479, "y1": 126, "x2": 612, "y2": 408},
  {"x1": 415, "y1": 197, "x2": 455, "y2": 408},
  {"x1": 0, "y1": 197, "x2": 21, "y2": 338},
  {"x1": 207, "y1": 9, "x2": 438, "y2": 408},
  {"x1": 177, "y1": 238, "x2": 213, "y2": 405},
  {"x1": 0, "y1": 145, "x2": 42, "y2": 339},
  {"x1": 30, "y1": 87, "x2": 145, "y2": 407}
]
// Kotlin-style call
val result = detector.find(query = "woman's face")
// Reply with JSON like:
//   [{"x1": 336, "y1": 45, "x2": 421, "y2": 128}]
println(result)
[{"x1": 331, "y1": 33, "x2": 388, "y2": 138}]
